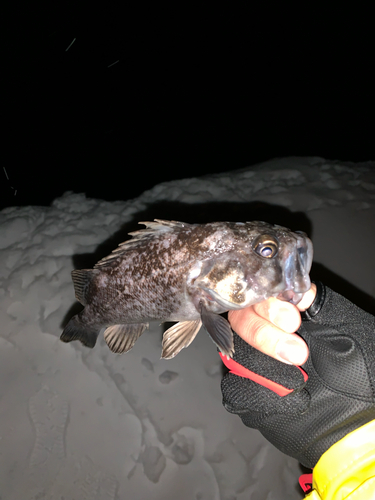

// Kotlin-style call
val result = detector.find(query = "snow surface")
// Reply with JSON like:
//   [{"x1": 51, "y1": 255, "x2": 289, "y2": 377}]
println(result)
[{"x1": 1, "y1": 157, "x2": 374, "y2": 500}]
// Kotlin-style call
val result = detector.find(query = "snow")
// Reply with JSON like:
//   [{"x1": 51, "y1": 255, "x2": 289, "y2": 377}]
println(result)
[{"x1": 0, "y1": 157, "x2": 374, "y2": 499}]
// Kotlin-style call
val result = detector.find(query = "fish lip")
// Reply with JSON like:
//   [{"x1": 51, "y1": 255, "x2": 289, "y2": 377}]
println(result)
[
  {"x1": 279, "y1": 232, "x2": 313, "y2": 304},
  {"x1": 297, "y1": 234, "x2": 313, "y2": 275},
  {"x1": 276, "y1": 289, "x2": 307, "y2": 305}
]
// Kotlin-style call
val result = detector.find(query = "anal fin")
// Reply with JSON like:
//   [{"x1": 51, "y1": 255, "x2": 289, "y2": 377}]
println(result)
[
  {"x1": 104, "y1": 323, "x2": 148, "y2": 354},
  {"x1": 161, "y1": 319, "x2": 202, "y2": 359},
  {"x1": 200, "y1": 303, "x2": 234, "y2": 357}
]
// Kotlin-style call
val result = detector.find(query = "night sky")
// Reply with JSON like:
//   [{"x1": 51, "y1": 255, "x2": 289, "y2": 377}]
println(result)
[{"x1": 2, "y1": 5, "x2": 374, "y2": 210}]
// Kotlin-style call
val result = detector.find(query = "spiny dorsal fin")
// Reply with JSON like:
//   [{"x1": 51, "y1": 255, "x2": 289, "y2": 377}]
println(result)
[
  {"x1": 140, "y1": 219, "x2": 188, "y2": 229},
  {"x1": 128, "y1": 219, "x2": 189, "y2": 239},
  {"x1": 71, "y1": 269, "x2": 100, "y2": 305},
  {"x1": 95, "y1": 219, "x2": 192, "y2": 268}
]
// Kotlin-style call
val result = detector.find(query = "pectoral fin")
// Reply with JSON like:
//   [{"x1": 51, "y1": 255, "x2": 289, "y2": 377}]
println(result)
[
  {"x1": 200, "y1": 303, "x2": 234, "y2": 357},
  {"x1": 104, "y1": 323, "x2": 148, "y2": 354},
  {"x1": 161, "y1": 320, "x2": 202, "y2": 359}
]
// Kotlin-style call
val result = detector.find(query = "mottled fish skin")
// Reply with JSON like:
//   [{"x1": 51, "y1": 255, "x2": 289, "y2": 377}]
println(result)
[{"x1": 60, "y1": 220, "x2": 313, "y2": 358}]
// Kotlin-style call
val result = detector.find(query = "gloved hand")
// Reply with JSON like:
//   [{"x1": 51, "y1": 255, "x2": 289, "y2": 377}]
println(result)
[{"x1": 221, "y1": 282, "x2": 375, "y2": 469}]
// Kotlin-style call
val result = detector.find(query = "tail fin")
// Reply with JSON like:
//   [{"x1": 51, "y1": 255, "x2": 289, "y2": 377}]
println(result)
[{"x1": 60, "y1": 316, "x2": 100, "y2": 348}]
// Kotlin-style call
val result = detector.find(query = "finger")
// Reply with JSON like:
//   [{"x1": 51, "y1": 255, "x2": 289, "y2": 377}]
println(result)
[
  {"x1": 296, "y1": 283, "x2": 317, "y2": 311},
  {"x1": 252, "y1": 283, "x2": 317, "y2": 329},
  {"x1": 253, "y1": 298, "x2": 302, "y2": 333},
  {"x1": 228, "y1": 307, "x2": 309, "y2": 365}
]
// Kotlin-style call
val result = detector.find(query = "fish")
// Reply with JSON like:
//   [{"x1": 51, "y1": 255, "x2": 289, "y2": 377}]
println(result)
[{"x1": 60, "y1": 219, "x2": 313, "y2": 358}]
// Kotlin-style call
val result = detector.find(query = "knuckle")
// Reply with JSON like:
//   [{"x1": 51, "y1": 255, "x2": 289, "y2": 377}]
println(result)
[{"x1": 249, "y1": 321, "x2": 274, "y2": 351}]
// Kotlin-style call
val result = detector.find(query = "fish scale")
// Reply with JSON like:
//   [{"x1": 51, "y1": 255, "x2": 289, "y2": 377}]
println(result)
[{"x1": 61, "y1": 219, "x2": 313, "y2": 359}]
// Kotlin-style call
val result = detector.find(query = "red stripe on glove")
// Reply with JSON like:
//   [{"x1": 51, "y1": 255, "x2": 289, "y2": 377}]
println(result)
[{"x1": 219, "y1": 353, "x2": 308, "y2": 397}]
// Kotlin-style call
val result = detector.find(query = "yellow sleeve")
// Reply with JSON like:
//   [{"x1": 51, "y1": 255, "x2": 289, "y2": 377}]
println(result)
[{"x1": 303, "y1": 420, "x2": 375, "y2": 499}]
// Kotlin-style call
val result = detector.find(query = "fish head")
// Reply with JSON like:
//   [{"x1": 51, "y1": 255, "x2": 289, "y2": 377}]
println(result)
[{"x1": 190, "y1": 222, "x2": 313, "y2": 312}]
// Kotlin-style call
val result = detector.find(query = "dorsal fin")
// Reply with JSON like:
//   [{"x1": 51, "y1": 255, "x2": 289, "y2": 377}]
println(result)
[
  {"x1": 71, "y1": 269, "x2": 99, "y2": 305},
  {"x1": 95, "y1": 219, "x2": 192, "y2": 268},
  {"x1": 128, "y1": 219, "x2": 189, "y2": 239}
]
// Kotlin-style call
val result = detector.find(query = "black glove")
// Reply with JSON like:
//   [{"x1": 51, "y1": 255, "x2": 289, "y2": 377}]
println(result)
[{"x1": 221, "y1": 282, "x2": 375, "y2": 469}]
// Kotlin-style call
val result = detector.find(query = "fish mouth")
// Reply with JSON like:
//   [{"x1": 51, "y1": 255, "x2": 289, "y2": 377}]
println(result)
[{"x1": 277, "y1": 232, "x2": 313, "y2": 305}]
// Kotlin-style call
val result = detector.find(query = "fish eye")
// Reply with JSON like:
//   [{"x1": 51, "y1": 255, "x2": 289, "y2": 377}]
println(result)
[{"x1": 252, "y1": 234, "x2": 279, "y2": 259}]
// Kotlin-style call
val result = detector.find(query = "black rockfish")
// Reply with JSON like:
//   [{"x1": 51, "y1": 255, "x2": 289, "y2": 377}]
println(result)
[{"x1": 60, "y1": 220, "x2": 313, "y2": 358}]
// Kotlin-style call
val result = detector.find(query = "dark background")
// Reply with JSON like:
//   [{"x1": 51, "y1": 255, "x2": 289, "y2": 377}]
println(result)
[{"x1": 2, "y1": 4, "x2": 374, "y2": 210}]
